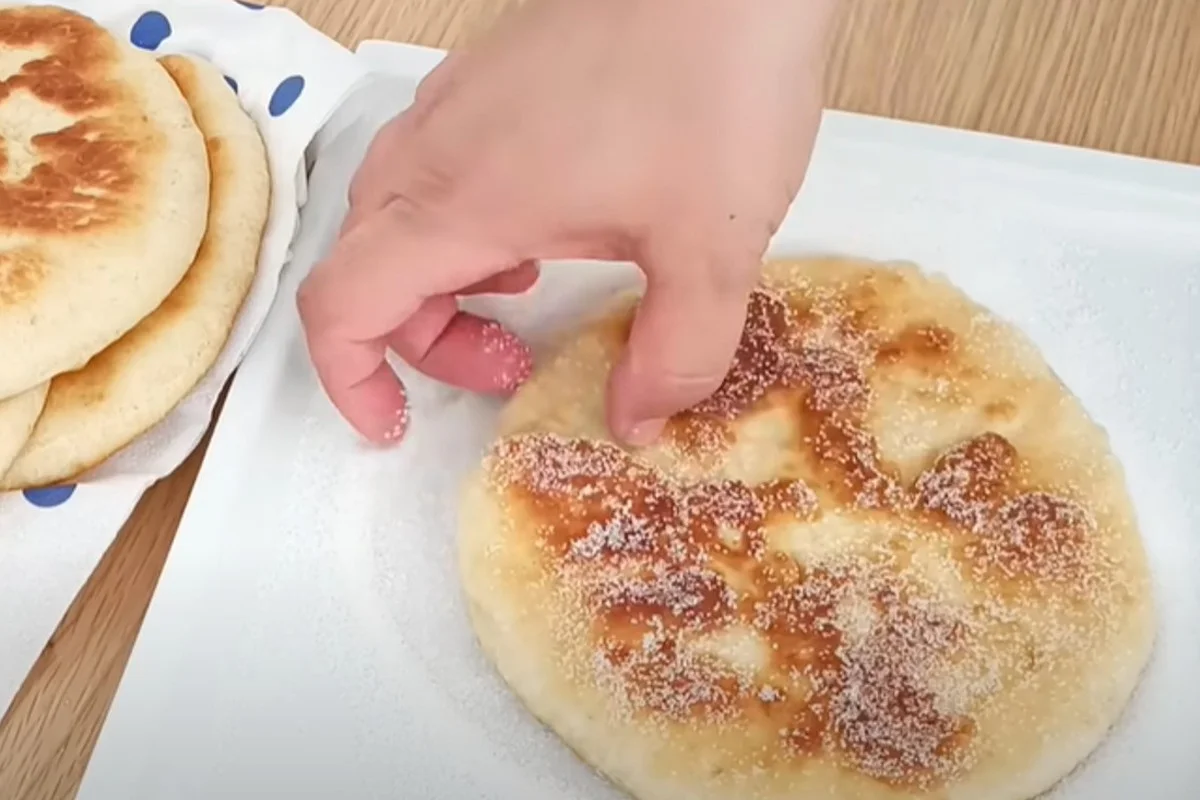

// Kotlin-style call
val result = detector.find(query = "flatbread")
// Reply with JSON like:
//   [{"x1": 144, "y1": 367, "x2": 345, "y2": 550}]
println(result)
[
  {"x1": 0, "y1": 382, "x2": 46, "y2": 477},
  {"x1": 0, "y1": 5, "x2": 210, "y2": 400},
  {"x1": 0, "y1": 54, "x2": 269, "y2": 491},
  {"x1": 459, "y1": 256, "x2": 1155, "y2": 800}
]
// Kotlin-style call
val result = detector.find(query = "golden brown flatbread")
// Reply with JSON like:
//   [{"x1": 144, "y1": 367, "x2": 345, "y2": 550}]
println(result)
[
  {"x1": 0, "y1": 382, "x2": 45, "y2": 477},
  {"x1": 0, "y1": 5, "x2": 209, "y2": 400},
  {"x1": 0, "y1": 54, "x2": 269, "y2": 490},
  {"x1": 459, "y1": 256, "x2": 1155, "y2": 800}
]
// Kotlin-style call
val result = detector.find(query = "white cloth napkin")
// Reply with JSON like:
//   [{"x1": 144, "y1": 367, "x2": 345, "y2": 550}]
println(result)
[{"x1": 0, "y1": 0, "x2": 370, "y2": 715}]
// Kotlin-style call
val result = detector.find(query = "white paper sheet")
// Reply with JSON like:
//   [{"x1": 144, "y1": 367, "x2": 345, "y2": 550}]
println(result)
[
  {"x1": 80, "y1": 41, "x2": 1200, "y2": 800},
  {"x1": 0, "y1": 0, "x2": 369, "y2": 715}
]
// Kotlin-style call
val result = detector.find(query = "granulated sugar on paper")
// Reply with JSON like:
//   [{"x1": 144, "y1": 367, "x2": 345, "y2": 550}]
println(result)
[{"x1": 343, "y1": 373, "x2": 625, "y2": 797}]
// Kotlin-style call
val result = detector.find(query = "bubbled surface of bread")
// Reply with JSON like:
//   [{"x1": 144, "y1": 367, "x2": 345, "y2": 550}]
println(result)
[
  {"x1": 458, "y1": 256, "x2": 1156, "y2": 800},
  {"x1": 0, "y1": 5, "x2": 209, "y2": 399}
]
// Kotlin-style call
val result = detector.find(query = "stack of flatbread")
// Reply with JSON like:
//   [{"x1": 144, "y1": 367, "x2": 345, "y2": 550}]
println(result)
[{"x1": 0, "y1": 5, "x2": 270, "y2": 490}]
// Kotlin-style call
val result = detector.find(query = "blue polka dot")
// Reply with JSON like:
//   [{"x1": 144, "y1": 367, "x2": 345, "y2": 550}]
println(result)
[
  {"x1": 130, "y1": 11, "x2": 172, "y2": 51},
  {"x1": 23, "y1": 485, "x2": 76, "y2": 508},
  {"x1": 225, "y1": 75, "x2": 239, "y2": 93},
  {"x1": 268, "y1": 75, "x2": 305, "y2": 117},
  {"x1": 235, "y1": 1, "x2": 264, "y2": 8}
]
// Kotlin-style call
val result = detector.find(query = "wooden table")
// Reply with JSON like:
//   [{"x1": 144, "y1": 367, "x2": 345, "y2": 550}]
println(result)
[{"x1": 1, "y1": 1, "x2": 1196, "y2": 797}]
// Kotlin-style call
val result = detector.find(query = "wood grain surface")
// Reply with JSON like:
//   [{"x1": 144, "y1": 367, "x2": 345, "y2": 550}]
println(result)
[{"x1": 0, "y1": 1, "x2": 1196, "y2": 798}]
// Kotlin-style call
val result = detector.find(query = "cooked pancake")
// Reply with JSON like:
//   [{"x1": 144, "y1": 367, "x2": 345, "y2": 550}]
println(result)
[
  {"x1": 458, "y1": 256, "x2": 1155, "y2": 800},
  {"x1": 0, "y1": 54, "x2": 270, "y2": 491},
  {"x1": 0, "y1": 381, "x2": 45, "y2": 477},
  {"x1": 0, "y1": 5, "x2": 209, "y2": 400}
]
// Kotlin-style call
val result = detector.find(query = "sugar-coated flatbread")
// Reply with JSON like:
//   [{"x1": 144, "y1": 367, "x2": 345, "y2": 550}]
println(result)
[{"x1": 459, "y1": 256, "x2": 1155, "y2": 800}]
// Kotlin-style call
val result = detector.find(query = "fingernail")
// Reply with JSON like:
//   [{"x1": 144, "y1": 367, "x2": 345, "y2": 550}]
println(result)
[{"x1": 624, "y1": 418, "x2": 667, "y2": 447}]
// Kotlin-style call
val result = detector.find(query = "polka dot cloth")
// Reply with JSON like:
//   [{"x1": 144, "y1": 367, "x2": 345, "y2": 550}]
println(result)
[
  {"x1": 23, "y1": 485, "x2": 77, "y2": 508},
  {"x1": 130, "y1": 5, "x2": 306, "y2": 116},
  {"x1": 269, "y1": 75, "x2": 305, "y2": 117},
  {"x1": 129, "y1": 10, "x2": 171, "y2": 49}
]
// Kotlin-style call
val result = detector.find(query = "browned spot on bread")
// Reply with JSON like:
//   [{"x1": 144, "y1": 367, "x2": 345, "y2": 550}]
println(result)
[
  {"x1": 915, "y1": 433, "x2": 1018, "y2": 531},
  {"x1": 663, "y1": 412, "x2": 734, "y2": 466},
  {"x1": 876, "y1": 324, "x2": 956, "y2": 367},
  {"x1": 965, "y1": 492, "x2": 1093, "y2": 584},
  {"x1": 754, "y1": 479, "x2": 820, "y2": 520},
  {"x1": 675, "y1": 291, "x2": 903, "y2": 508},
  {"x1": 0, "y1": 7, "x2": 148, "y2": 236}
]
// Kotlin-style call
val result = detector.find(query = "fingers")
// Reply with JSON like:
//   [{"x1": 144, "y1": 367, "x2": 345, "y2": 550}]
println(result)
[
  {"x1": 305, "y1": 332, "x2": 412, "y2": 444},
  {"x1": 385, "y1": 262, "x2": 538, "y2": 391},
  {"x1": 388, "y1": 304, "x2": 533, "y2": 396},
  {"x1": 606, "y1": 247, "x2": 757, "y2": 447},
  {"x1": 297, "y1": 202, "x2": 511, "y2": 442}
]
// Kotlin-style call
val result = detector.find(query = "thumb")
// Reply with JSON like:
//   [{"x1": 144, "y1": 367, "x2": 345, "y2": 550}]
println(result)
[{"x1": 606, "y1": 248, "x2": 757, "y2": 447}]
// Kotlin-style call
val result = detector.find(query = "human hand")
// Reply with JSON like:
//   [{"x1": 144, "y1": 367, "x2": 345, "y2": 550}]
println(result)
[{"x1": 297, "y1": 0, "x2": 835, "y2": 446}]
